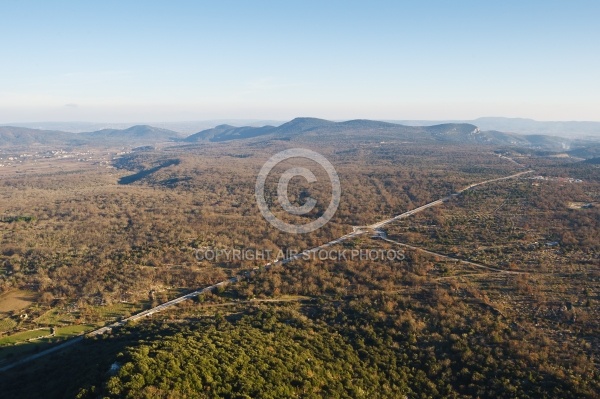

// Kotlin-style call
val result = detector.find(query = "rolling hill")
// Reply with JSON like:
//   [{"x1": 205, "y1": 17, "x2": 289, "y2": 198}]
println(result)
[
  {"x1": 183, "y1": 124, "x2": 277, "y2": 142},
  {"x1": 1, "y1": 118, "x2": 597, "y2": 152},
  {"x1": 182, "y1": 117, "x2": 581, "y2": 150},
  {"x1": 184, "y1": 117, "x2": 481, "y2": 143},
  {"x1": 0, "y1": 126, "x2": 83, "y2": 146},
  {"x1": 0, "y1": 125, "x2": 182, "y2": 147},
  {"x1": 79, "y1": 125, "x2": 179, "y2": 143},
  {"x1": 390, "y1": 117, "x2": 600, "y2": 138}
]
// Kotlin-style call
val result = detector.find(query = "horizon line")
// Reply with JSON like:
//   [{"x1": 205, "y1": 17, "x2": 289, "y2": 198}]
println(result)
[{"x1": 2, "y1": 116, "x2": 600, "y2": 125}]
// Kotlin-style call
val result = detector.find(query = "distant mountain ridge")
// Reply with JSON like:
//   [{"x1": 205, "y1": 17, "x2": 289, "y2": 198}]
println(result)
[
  {"x1": 81, "y1": 125, "x2": 178, "y2": 142},
  {"x1": 182, "y1": 117, "x2": 600, "y2": 153},
  {"x1": 473, "y1": 117, "x2": 600, "y2": 138},
  {"x1": 7, "y1": 117, "x2": 600, "y2": 137},
  {"x1": 0, "y1": 126, "x2": 83, "y2": 146},
  {"x1": 0, "y1": 118, "x2": 597, "y2": 153},
  {"x1": 3, "y1": 120, "x2": 284, "y2": 134},
  {"x1": 184, "y1": 124, "x2": 277, "y2": 142},
  {"x1": 0, "y1": 125, "x2": 181, "y2": 147},
  {"x1": 184, "y1": 117, "x2": 482, "y2": 143},
  {"x1": 390, "y1": 117, "x2": 600, "y2": 138}
]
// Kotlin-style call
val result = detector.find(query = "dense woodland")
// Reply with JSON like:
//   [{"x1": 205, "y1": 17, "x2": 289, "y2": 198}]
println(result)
[
  {"x1": 0, "y1": 142, "x2": 520, "y2": 304},
  {"x1": 0, "y1": 138, "x2": 598, "y2": 398}
]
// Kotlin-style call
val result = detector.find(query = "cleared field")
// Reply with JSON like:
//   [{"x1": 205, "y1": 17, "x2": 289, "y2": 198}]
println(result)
[
  {"x1": 34, "y1": 308, "x2": 77, "y2": 326},
  {"x1": 0, "y1": 324, "x2": 93, "y2": 366},
  {"x1": 0, "y1": 324, "x2": 94, "y2": 347},
  {"x1": 55, "y1": 324, "x2": 94, "y2": 338},
  {"x1": 92, "y1": 302, "x2": 140, "y2": 320},
  {"x1": 0, "y1": 290, "x2": 37, "y2": 314},
  {"x1": 0, "y1": 318, "x2": 17, "y2": 333},
  {"x1": 0, "y1": 328, "x2": 51, "y2": 345}
]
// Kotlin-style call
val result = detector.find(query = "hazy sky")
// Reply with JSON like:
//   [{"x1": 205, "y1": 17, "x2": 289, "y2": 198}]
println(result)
[{"x1": 1, "y1": 1, "x2": 599, "y2": 122}]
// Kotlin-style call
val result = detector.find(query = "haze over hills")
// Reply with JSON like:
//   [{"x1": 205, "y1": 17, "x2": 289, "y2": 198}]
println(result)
[
  {"x1": 6, "y1": 117, "x2": 600, "y2": 138},
  {"x1": 185, "y1": 117, "x2": 482, "y2": 143},
  {"x1": 183, "y1": 117, "x2": 590, "y2": 152},
  {"x1": 1, "y1": 120, "x2": 285, "y2": 135},
  {"x1": 0, "y1": 125, "x2": 182, "y2": 148},
  {"x1": 390, "y1": 117, "x2": 600, "y2": 138},
  {"x1": 1, "y1": 117, "x2": 599, "y2": 154},
  {"x1": 184, "y1": 124, "x2": 278, "y2": 142},
  {"x1": 80, "y1": 125, "x2": 179, "y2": 143},
  {"x1": 0, "y1": 126, "x2": 85, "y2": 147},
  {"x1": 473, "y1": 117, "x2": 600, "y2": 138}
]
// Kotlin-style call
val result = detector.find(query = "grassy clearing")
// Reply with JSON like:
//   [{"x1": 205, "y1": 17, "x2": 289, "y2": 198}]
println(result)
[
  {"x1": 92, "y1": 302, "x2": 139, "y2": 320},
  {"x1": 0, "y1": 324, "x2": 94, "y2": 365},
  {"x1": 34, "y1": 308, "x2": 63, "y2": 325},
  {"x1": 55, "y1": 324, "x2": 94, "y2": 338},
  {"x1": 34, "y1": 308, "x2": 78, "y2": 326},
  {"x1": 0, "y1": 317, "x2": 17, "y2": 333},
  {"x1": 0, "y1": 289, "x2": 37, "y2": 313},
  {"x1": 0, "y1": 328, "x2": 89, "y2": 366},
  {"x1": 0, "y1": 328, "x2": 51, "y2": 345},
  {"x1": 0, "y1": 323, "x2": 96, "y2": 367}
]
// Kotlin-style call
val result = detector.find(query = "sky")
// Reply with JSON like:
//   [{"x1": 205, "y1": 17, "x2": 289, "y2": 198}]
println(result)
[{"x1": 1, "y1": 0, "x2": 599, "y2": 123}]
